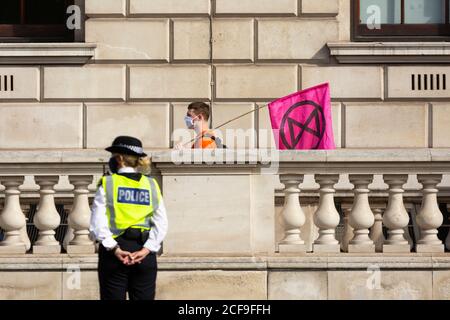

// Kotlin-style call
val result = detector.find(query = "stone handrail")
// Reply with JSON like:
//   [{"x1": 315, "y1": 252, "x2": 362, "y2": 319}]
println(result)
[
  {"x1": 0, "y1": 149, "x2": 448, "y2": 255},
  {"x1": 151, "y1": 149, "x2": 450, "y2": 255}
]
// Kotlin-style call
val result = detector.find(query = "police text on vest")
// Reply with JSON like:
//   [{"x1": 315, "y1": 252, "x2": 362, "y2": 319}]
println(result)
[{"x1": 117, "y1": 187, "x2": 150, "y2": 205}]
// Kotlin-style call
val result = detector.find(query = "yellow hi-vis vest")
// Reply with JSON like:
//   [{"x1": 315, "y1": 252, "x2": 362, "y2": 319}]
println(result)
[{"x1": 102, "y1": 174, "x2": 162, "y2": 238}]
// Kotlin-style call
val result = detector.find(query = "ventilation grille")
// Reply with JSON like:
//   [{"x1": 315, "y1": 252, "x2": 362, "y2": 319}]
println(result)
[
  {"x1": 0, "y1": 75, "x2": 14, "y2": 92},
  {"x1": 411, "y1": 74, "x2": 446, "y2": 91}
]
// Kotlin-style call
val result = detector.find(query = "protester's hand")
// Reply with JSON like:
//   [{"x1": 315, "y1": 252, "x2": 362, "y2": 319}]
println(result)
[
  {"x1": 114, "y1": 248, "x2": 133, "y2": 265},
  {"x1": 130, "y1": 248, "x2": 151, "y2": 264}
]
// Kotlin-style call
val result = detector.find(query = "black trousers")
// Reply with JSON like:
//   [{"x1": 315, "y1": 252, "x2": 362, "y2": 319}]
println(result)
[{"x1": 98, "y1": 235, "x2": 157, "y2": 300}]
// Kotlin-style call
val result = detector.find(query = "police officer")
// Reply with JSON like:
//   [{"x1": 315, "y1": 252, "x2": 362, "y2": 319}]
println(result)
[{"x1": 90, "y1": 136, "x2": 168, "y2": 300}]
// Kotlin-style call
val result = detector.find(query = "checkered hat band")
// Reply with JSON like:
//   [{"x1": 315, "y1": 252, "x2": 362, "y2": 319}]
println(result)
[{"x1": 116, "y1": 144, "x2": 144, "y2": 154}]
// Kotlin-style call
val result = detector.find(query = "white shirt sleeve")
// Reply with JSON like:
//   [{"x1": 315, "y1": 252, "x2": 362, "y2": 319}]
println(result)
[
  {"x1": 143, "y1": 197, "x2": 169, "y2": 253},
  {"x1": 89, "y1": 185, "x2": 118, "y2": 250}
]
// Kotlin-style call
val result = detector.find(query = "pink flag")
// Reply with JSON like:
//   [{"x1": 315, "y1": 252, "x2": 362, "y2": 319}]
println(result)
[{"x1": 268, "y1": 83, "x2": 335, "y2": 150}]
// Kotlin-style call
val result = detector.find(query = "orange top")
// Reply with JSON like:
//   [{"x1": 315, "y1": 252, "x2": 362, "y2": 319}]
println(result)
[{"x1": 192, "y1": 130, "x2": 217, "y2": 149}]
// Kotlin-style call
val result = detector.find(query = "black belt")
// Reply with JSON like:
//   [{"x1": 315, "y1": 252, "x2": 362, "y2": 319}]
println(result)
[{"x1": 122, "y1": 228, "x2": 150, "y2": 244}]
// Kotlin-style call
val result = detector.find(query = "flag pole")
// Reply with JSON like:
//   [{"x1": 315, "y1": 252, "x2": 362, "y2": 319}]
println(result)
[{"x1": 214, "y1": 104, "x2": 268, "y2": 130}]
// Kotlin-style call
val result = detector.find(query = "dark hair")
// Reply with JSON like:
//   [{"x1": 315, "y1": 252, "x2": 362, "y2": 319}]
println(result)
[{"x1": 188, "y1": 102, "x2": 210, "y2": 121}]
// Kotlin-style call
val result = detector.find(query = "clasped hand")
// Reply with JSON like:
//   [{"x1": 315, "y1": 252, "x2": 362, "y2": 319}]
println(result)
[{"x1": 114, "y1": 247, "x2": 151, "y2": 265}]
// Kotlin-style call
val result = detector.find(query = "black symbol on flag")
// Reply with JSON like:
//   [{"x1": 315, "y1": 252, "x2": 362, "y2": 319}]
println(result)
[{"x1": 280, "y1": 100, "x2": 326, "y2": 149}]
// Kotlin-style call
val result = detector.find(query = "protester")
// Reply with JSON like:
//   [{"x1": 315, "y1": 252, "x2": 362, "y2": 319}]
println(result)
[{"x1": 178, "y1": 102, "x2": 219, "y2": 149}]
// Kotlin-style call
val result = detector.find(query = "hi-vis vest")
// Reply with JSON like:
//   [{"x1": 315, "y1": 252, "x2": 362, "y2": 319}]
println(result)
[{"x1": 102, "y1": 174, "x2": 162, "y2": 238}]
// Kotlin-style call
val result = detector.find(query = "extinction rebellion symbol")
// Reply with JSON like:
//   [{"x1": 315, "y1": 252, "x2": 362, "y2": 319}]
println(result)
[{"x1": 279, "y1": 100, "x2": 326, "y2": 150}]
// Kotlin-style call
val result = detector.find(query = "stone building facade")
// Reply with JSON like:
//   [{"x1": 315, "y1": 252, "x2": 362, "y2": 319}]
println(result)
[
  {"x1": 0, "y1": 0, "x2": 449, "y2": 300},
  {"x1": 2, "y1": 0, "x2": 449, "y2": 150}
]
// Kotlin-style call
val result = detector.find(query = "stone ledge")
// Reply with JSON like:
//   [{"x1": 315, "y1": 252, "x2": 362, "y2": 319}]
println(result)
[
  {"x1": 328, "y1": 42, "x2": 450, "y2": 64},
  {"x1": 153, "y1": 149, "x2": 450, "y2": 163},
  {"x1": 0, "y1": 43, "x2": 96, "y2": 65},
  {"x1": 0, "y1": 254, "x2": 449, "y2": 271},
  {"x1": 0, "y1": 149, "x2": 449, "y2": 164},
  {"x1": 0, "y1": 149, "x2": 450, "y2": 177}
]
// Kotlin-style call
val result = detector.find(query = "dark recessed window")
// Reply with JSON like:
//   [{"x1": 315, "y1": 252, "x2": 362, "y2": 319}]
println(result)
[
  {"x1": 353, "y1": 0, "x2": 450, "y2": 41},
  {"x1": 0, "y1": 0, "x2": 75, "y2": 42}
]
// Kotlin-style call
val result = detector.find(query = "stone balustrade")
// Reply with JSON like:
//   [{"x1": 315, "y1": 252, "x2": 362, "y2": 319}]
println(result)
[
  {"x1": 0, "y1": 174, "x2": 96, "y2": 254},
  {"x1": 277, "y1": 173, "x2": 448, "y2": 254},
  {"x1": 0, "y1": 151, "x2": 104, "y2": 255},
  {"x1": 153, "y1": 149, "x2": 450, "y2": 255},
  {"x1": 0, "y1": 149, "x2": 449, "y2": 256},
  {"x1": 273, "y1": 150, "x2": 450, "y2": 254}
]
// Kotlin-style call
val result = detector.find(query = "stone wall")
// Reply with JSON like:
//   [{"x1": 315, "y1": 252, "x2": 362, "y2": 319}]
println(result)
[
  {"x1": 0, "y1": 255, "x2": 448, "y2": 300},
  {"x1": 1, "y1": 0, "x2": 449, "y2": 150}
]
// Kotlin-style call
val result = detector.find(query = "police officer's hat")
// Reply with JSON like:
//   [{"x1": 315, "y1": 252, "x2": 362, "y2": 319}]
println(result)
[{"x1": 105, "y1": 136, "x2": 147, "y2": 157}]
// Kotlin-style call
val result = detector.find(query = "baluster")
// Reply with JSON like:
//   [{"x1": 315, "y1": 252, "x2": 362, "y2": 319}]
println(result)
[
  {"x1": 33, "y1": 176, "x2": 61, "y2": 254},
  {"x1": 20, "y1": 225, "x2": 31, "y2": 251},
  {"x1": 446, "y1": 204, "x2": 450, "y2": 251},
  {"x1": 340, "y1": 205, "x2": 353, "y2": 252},
  {"x1": 382, "y1": 175, "x2": 410, "y2": 253},
  {"x1": 66, "y1": 175, "x2": 95, "y2": 254},
  {"x1": 370, "y1": 205, "x2": 385, "y2": 253},
  {"x1": 0, "y1": 176, "x2": 27, "y2": 254},
  {"x1": 403, "y1": 202, "x2": 414, "y2": 250},
  {"x1": 19, "y1": 184, "x2": 32, "y2": 251},
  {"x1": 416, "y1": 175, "x2": 444, "y2": 253},
  {"x1": 63, "y1": 225, "x2": 74, "y2": 251},
  {"x1": 348, "y1": 175, "x2": 375, "y2": 253},
  {"x1": 313, "y1": 174, "x2": 340, "y2": 253},
  {"x1": 278, "y1": 174, "x2": 306, "y2": 253},
  {"x1": 447, "y1": 231, "x2": 450, "y2": 251}
]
